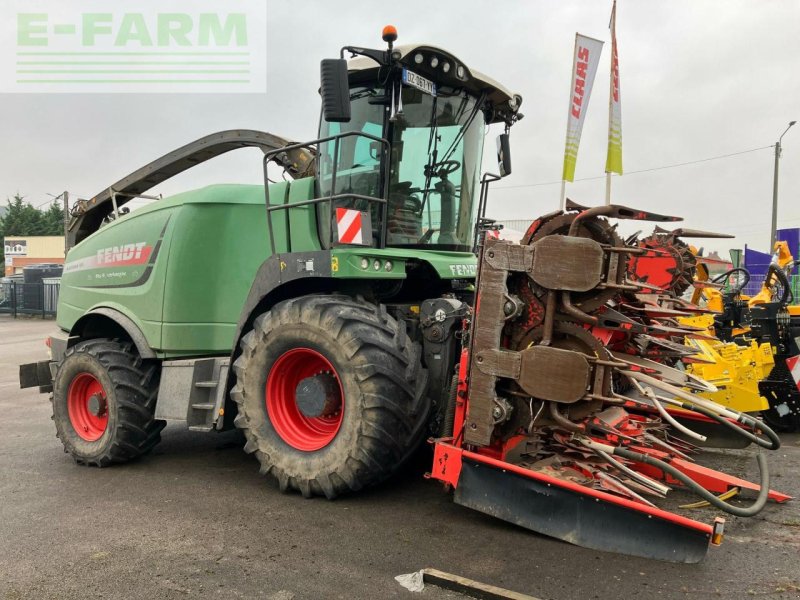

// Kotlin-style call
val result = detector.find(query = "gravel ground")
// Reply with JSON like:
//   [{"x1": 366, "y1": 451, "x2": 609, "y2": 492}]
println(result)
[{"x1": 1, "y1": 316, "x2": 799, "y2": 600}]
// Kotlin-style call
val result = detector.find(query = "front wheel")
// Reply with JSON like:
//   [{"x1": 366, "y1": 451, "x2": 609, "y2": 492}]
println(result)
[
  {"x1": 52, "y1": 339, "x2": 165, "y2": 466},
  {"x1": 231, "y1": 295, "x2": 429, "y2": 498}
]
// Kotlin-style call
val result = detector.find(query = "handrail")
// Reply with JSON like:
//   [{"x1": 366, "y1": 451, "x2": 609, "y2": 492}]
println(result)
[
  {"x1": 262, "y1": 131, "x2": 391, "y2": 255},
  {"x1": 68, "y1": 129, "x2": 314, "y2": 248}
]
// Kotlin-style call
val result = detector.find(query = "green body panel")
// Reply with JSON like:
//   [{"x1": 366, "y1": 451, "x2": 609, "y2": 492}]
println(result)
[
  {"x1": 287, "y1": 178, "x2": 321, "y2": 253},
  {"x1": 331, "y1": 247, "x2": 476, "y2": 279},
  {"x1": 58, "y1": 181, "x2": 476, "y2": 358},
  {"x1": 58, "y1": 205, "x2": 174, "y2": 348},
  {"x1": 160, "y1": 185, "x2": 272, "y2": 355}
]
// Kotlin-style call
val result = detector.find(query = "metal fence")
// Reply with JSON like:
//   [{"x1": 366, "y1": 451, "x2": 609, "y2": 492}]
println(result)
[
  {"x1": 0, "y1": 280, "x2": 60, "y2": 318},
  {"x1": 741, "y1": 272, "x2": 800, "y2": 301}
]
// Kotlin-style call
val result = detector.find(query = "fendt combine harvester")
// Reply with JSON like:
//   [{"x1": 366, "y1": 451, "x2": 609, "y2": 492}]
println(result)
[{"x1": 20, "y1": 28, "x2": 790, "y2": 563}]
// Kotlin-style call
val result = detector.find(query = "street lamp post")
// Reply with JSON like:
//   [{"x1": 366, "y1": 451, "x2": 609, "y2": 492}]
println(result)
[{"x1": 770, "y1": 121, "x2": 797, "y2": 251}]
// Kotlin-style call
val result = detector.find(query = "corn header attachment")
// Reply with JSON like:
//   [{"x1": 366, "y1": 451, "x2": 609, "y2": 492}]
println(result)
[{"x1": 430, "y1": 200, "x2": 790, "y2": 563}]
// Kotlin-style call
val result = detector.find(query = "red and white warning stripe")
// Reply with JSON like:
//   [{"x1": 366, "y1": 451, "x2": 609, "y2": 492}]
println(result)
[
  {"x1": 787, "y1": 355, "x2": 800, "y2": 392},
  {"x1": 336, "y1": 208, "x2": 364, "y2": 245}
]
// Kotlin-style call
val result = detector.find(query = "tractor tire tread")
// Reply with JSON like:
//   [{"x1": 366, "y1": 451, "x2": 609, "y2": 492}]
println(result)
[
  {"x1": 53, "y1": 338, "x2": 165, "y2": 467},
  {"x1": 232, "y1": 294, "x2": 429, "y2": 498}
]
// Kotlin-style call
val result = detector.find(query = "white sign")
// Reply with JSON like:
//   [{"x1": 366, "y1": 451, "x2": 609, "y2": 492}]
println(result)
[
  {"x1": 402, "y1": 68, "x2": 437, "y2": 97},
  {"x1": 4, "y1": 239, "x2": 27, "y2": 256},
  {"x1": 562, "y1": 34, "x2": 604, "y2": 182}
]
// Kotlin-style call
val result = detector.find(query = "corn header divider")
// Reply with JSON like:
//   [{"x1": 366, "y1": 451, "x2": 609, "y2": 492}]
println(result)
[{"x1": 428, "y1": 199, "x2": 789, "y2": 563}]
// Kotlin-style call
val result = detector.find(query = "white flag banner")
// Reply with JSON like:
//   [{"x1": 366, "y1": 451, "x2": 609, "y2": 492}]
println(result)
[
  {"x1": 562, "y1": 34, "x2": 604, "y2": 182},
  {"x1": 606, "y1": 0, "x2": 623, "y2": 175}
]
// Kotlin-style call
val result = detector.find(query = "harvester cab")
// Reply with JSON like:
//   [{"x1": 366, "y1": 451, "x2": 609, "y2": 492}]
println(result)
[{"x1": 309, "y1": 28, "x2": 522, "y2": 254}]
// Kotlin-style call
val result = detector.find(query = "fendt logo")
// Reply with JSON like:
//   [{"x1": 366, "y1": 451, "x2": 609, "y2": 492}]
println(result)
[
  {"x1": 63, "y1": 242, "x2": 153, "y2": 275},
  {"x1": 1, "y1": 1, "x2": 266, "y2": 93},
  {"x1": 96, "y1": 242, "x2": 151, "y2": 266}
]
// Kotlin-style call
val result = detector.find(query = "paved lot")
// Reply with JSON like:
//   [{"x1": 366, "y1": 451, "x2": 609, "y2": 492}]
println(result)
[{"x1": 2, "y1": 316, "x2": 800, "y2": 600}]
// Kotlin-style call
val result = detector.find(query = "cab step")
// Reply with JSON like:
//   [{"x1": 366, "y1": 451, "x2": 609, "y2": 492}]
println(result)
[{"x1": 155, "y1": 357, "x2": 230, "y2": 431}]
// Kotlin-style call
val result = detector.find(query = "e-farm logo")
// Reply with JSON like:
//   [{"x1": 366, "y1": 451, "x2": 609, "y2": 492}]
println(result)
[{"x1": 2, "y1": 1, "x2": 266, "y2": 93}]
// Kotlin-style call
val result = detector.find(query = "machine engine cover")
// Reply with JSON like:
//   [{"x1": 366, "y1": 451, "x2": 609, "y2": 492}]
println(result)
[
  {"x1": 518, "y1": 345, "x2": 590, "y2": 403},
  {"x1": 530, "y1": 235, "x2": 605, "y2": 292}
]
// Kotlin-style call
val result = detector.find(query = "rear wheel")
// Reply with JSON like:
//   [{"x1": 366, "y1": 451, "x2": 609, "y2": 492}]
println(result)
[
  {"x1": 760, "y1": 408, "x2": 799, "y2": 433},
  {"x1": 52, "y1": 339, "x2": 165, "y2": 466},
  {"x1": 231, "y1": 294, "x2": 429, "y2": 498},
  {"x1": 760, "y1": 373, "x2": 800, "y2": 433}
]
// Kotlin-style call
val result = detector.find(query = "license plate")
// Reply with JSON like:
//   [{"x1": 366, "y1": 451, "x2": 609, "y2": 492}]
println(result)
[{"x1": 402, "y1": 68, "x2": 437, "y2": 97}]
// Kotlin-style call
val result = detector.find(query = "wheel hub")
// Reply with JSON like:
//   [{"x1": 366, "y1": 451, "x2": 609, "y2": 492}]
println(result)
[
  {"x1": 87, "y1": 393, "x2": 107, "y2": 417},
  {"x1": 66, "y1": 372, "x2": 109, "y2": 442},
  {"x1": 266, "y1": 348, "x2": 345, "y2": 451},
  {"x1": 295, "y1": 373, "x2": 341, "y2": 418}
]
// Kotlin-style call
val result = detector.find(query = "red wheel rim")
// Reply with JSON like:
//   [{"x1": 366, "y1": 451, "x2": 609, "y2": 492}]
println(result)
[
  {"x1": 67, "y1": 372, "x2": 108, "y2": 442},
  {"x1": 266, "y1": 348, "x2": 344, "y2": 451}
]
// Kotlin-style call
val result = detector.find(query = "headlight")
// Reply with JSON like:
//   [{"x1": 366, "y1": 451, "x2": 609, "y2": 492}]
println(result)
[
  {"x1": 414, "y1": 53, "x2": 424, "y2": 64},
  {"x1": 442, "y1": 62, "x2": 451, "y2": 73},
  {"x1": 430, "y1": 56, "x2": 439, "y2": 68},
  {"x1": 456, "y1": 65, "x2": 466, "y2": 79}
]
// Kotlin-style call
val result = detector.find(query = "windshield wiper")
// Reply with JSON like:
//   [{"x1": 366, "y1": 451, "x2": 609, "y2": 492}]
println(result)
[
  {"x1": 421, "y1": 94, "x2": 440, "y2": 212},
  {"x1": 439, "y1": 91, "x2": 486, "y2": 166}
]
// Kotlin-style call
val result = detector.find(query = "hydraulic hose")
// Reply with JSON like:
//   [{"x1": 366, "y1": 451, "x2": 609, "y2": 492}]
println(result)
[
  {"x1": 712, "y1": 267, "x2": 750, "y2": 296},
  {"x1": 626, "y1": 373, "x2": 708, "y2": 441},
  {"x1": 624, "y1": 370, "x2": 781, "y2": 450},
  {"x1": 612, "y1": 446, "x2": 771, "y2": 518},
  {"x1": 767, "y1": 263, "x2": 792, "y2": 306},
  {"x1": 549, "y1": 401, "x2": 583, "y2": 432},
  {"x1": 593, "y1": 447, "x2": 671, "y2": 496},
  {"x1": 689, "y1": 403, "x2": 781, "y2": 451},
  {"x1": 651, "y1": 395, "x2": 707, "y2": 442}
]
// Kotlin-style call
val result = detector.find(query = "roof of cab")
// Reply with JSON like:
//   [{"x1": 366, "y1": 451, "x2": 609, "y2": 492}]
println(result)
[{"x1": 346, "y1": 44, "x2": 521, "y2": 115}]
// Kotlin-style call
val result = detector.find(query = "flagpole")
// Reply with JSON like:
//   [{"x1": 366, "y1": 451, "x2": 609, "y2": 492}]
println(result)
[
  {"x1": 561, "y1": 33, "x2": 578, "y2": 210},
  {"x1": 605, "y1": 0, "x2": 618, "y2": 206},
  {"x1": 605, "y1": 0, "x2": 616, "y2": 206}
]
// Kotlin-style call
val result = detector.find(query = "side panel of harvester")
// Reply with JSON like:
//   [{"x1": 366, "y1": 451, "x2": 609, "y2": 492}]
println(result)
[
  {"x1": 158, "y1": 183, "x2": 313, "y2": 356},
  {"x1": 57, "y1": 202, "x2": 174, "y2": 350},
  {"x1": 56, "y1": 181, "x2": 320, "y2": 356}
]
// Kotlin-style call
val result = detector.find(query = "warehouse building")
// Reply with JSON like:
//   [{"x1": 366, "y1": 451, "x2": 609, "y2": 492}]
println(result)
[{"x1": 3, "y1": 236, "x2": 65, "y2": 276}]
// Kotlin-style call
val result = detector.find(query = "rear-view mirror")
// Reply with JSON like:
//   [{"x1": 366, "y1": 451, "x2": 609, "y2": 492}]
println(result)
[
  {"x1": 497, "y1": 133, "x2": 511, "y2": 177},
  {"x1": 320, "y1": 58, "x2": 351, "y2": 123}
]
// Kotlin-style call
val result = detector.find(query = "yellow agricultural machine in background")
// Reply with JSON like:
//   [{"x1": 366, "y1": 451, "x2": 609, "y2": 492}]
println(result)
[
  {"x1": 629, "y1": 229, "x2": 774, "y2": 417},
  {"x1": 681, "y1": 240, "x2": 800, "y2": 431}
]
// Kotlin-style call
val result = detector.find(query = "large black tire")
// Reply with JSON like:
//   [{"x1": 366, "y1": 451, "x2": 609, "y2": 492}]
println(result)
[
  {"x1": 52, "y1": 339, "x2": 165, "y2": 466},
  {"x1": 231, "y1": 294, "x2": 429, "y2": 498},
  {"x1": 761, "y1": 408, "x2": 800, "y2": 433}
]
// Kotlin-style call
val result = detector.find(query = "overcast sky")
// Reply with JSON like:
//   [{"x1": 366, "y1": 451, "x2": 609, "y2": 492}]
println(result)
[{"x1": 1, "y1": 0, "x2": 798, "y2": 255}]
